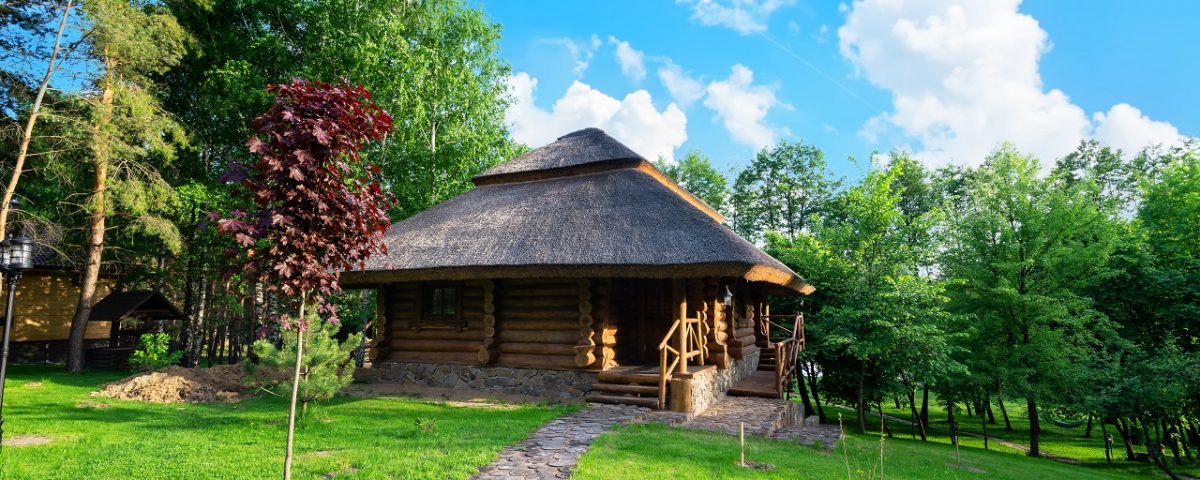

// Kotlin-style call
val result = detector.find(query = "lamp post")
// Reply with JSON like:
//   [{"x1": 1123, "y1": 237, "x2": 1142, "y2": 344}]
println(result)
[{"x1": 0, "y1": 200, "x2": 34, "y2": 453}]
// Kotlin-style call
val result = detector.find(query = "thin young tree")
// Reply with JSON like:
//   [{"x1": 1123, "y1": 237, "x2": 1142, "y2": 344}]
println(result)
[
  {"x1": 1, "y1": 0, "x2": 73, "y2": 238},
  {"x1": 216, "y1": 79, "x2": 393, "y2": 480}
]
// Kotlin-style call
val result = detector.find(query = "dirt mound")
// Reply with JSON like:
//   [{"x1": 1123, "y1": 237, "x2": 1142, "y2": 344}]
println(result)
[{"x1": 93, "y1": 364, "x2": 249, "y2": 403}]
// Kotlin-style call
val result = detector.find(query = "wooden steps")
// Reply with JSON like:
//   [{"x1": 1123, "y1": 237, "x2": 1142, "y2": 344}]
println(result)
[
  {"x1": 759, "y1": 347, "x2": 776, "y2": 371},
  {"x1": 728, "y1": 370, "x2": 781, "y2": 399},
  {"x1": 584, "y1": 393, "x2": 660, "y2": 409},
  {"x1": 588, "y1": 365, "x2": 664, "y2": 409}
]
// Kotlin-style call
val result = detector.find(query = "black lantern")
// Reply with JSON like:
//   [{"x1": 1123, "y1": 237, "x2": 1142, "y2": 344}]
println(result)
[{"x1": 1, "y1": 235, "x2": 33, "y2": 272}]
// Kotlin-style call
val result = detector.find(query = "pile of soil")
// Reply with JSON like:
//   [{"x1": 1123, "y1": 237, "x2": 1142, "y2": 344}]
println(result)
[{"x1": 93, "y1": 364, "x2": 249, "y2": 403}]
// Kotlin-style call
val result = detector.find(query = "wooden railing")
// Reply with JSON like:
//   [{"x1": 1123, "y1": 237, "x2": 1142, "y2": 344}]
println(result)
[
  {"x1": 657, "y1": 311, "x2": 708, "y2": 409},
  {"x1": 761, "y1": 314, "x2": 805, "y2": 399}
]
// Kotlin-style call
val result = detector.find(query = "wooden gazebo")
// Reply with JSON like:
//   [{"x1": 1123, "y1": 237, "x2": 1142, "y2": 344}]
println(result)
[
  {"x1": 85, "y1": 290, "x2": 185, "y2": 368},
  {"x1": 342, "y1": 128, "x2": 813, "y2": 414}
]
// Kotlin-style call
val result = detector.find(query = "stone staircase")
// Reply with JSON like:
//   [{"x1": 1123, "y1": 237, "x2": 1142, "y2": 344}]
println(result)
[{"x1": 585, "y1": 365, "x2": 662, "y2": 409}]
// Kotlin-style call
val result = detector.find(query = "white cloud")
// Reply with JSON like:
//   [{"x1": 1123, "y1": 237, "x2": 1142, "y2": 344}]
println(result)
[
  {"x1": 1093, "y1": 103, "x2": 1182, "y2": 156},
  {"x1": 506, "y1": 72, "x2": 688, "y2": 161},
  {"x1": 608, "y1": 36, "x2": 647, "y2": 83},
  {"x1": 839, "y1": 0, "x2": 1182, "y2": 166},
  {"x1": 657, "y1": 60, "x2": 706, "y2": 108},
  {"x1": 539, "y1": 35, "x2": 602, "y2": 77},
  {"x1": 703, "y1": 64, "x2": 786, "y2": 148},
  {"x1": 678, "y1": 0, "x2": 796, "y2": 35}
]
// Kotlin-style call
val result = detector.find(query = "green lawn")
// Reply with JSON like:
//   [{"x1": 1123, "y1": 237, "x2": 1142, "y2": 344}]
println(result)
[
  {"x1": 0, "y1": 365, "x2": 576, "y2": 480},
  {"x1": 830, "y1": 397, "x2": 1200, "y2": 479},
  {"x1": 574, "y1": 422, "x2": 1131, "y2": 480}
]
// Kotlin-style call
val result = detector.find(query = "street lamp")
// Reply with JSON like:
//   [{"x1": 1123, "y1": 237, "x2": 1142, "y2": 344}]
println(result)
[{"x1": 0, "y1": 199, "x2": 34, "y2": 453}]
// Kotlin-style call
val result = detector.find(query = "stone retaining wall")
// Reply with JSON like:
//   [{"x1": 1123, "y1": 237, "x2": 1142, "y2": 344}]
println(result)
[
  {"x1": 360, "y1": 362, "x2": 597, "y2": 401},
  {"x1": 679, "y1": 349, "x2": 760, "y2": 416}
]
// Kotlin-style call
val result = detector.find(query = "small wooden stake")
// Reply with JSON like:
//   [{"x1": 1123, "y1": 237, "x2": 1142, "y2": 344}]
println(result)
[{"x1": 740, "y1": 422, "x2": 745, "y2": 467}]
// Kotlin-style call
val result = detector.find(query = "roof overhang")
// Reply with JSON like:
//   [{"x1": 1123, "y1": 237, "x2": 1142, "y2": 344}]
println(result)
[{"x1": 341, "y1": 262, "x2": 813, "y2": 295}]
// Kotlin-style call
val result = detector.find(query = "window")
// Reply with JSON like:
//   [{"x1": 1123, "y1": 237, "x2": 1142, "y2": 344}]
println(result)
[{"x1": 420, "y1": 283, "x2": 463, "y2": 327}]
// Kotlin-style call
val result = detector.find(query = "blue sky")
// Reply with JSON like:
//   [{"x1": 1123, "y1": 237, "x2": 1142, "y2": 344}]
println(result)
[{"x1": 480, "y1": 0, "x2": 1199, "y2": 180}]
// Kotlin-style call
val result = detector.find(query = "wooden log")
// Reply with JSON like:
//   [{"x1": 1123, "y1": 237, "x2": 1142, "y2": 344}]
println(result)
[
  {"x1": 387, "y1": 351, "x2": 478, "y2": 364},
  {"x1": 495, "y1": 353, "x2": 581, "y2": 370},
  {"x1": 390, "y1": 339, "x2": 479, "y2": 352},
  {"x1": 495, "y1": 307, "x2": 580, "y2": 319},
  {"x1": 498, "y1": 329, "x2": 578, "y2": 344},
  {"x1": 499, "y1": 342, "x2": 578, "y2": 355},
  {"x1": 501, "y1": 286, "x2": 578, "y2": 298},
  {"x1": 392, "y1": 328, "x2": 483, "y2": 341},
  {"x1": 497, "y1": 297, "x2": 578, "y2": 308},
  {"x1": 497, "y1": 318, "x2": 577, "y2": 331}
]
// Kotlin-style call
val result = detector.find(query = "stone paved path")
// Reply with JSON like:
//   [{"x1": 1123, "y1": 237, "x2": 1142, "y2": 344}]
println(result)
[
  {"x1": 683, "y1": 396, "x2": 843, "y2": 448},
  {"x1": 471, "y1": 403, "x2": 651, "y2": 480}
]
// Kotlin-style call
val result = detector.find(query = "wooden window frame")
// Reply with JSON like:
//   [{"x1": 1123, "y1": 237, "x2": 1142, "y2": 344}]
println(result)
[{"x1": 415, "y1": 282, "x2": 465, "y2": 330}]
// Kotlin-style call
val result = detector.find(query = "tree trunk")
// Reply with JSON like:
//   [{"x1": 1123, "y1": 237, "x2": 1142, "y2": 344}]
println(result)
[
  {"x1": 920, "y1": 384, "x2": 930, "y2": 427},
  {"x1": 855, "y1": 365, "x2": 867, "y2": 434},
  {"x1": 1084, "y1": 414, "x2": 1094, "y2": 438},
  {"x1": 985, "y1": 394, "x2": 996, "y2": 424},
  {"x1": 894, "y1": 396, "x2": 902, "y2": 410},
  {"x1": 0, "y1": 0, "x2": 72, "y2": 238},
  {"x1": 66, "y1": 53, "x2": 115, "y2": 373},
  {"x1": 1117, "y1": 418, "x2": 1137, "y2": 461},
  {"x1": 1027, "y1": 396, "x2": 1041, "y2": 457},
  {"x1": 805, "y1": 362, "x2": 826, "y2": 423},
  {"x1": 283, "y1": 291, "x2": 308, "y2": 480},
  {"x1": 997, "y1": 396, "x2": 1013, "y2": 431},
  {"x1": 1141, "y1": 417, "x2": 1182, "y2": 480},
  {"x1": 795, "y1": 361, "x2": 815, "y2": 418},
  {"x1": 1101, "y1": 418, "x2": 1112, "y2": 464},
  {"x1": 907, "y1": 386, "x2": 927, "y2": 441},
  {"x1": 879, "y1": 403, "x2": 893, "y2": 437}
]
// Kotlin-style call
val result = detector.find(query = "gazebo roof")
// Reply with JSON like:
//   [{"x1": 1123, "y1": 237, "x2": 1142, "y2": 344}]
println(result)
[
  {"x1": 88, "y1": 291, "x2": 185, "y2": 322},
  {"x1": 342, "y1": 128, "x2": 813, "y2": 294}
]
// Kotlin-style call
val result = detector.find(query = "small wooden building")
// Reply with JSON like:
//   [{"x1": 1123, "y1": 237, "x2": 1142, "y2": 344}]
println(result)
[
  {"x1": 0, "y1": 245, "x2": 113, "y2": 363},
  {"x1": 84, "y1": 290, "x2": 186, "y2": 368},
  {"x1": 343, "y1": 128, "x2": 813, "y2": 414}
]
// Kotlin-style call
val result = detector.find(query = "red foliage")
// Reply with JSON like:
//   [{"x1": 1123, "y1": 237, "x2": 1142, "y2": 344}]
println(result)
[{"x1": 216, "y1": 79, "x2": 394, "y2": 312}]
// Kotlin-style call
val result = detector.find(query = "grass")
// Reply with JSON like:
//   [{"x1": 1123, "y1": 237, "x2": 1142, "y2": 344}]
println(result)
[
  {"x1": 830, "y1": 396, "x2": 1200, "y2": 479},
  {"x1": 0, "y1": 365, "x2": 577, "y2": 479},
  {"x1": 574, "y1": 422, "x2": 1131, "y2": 480}
]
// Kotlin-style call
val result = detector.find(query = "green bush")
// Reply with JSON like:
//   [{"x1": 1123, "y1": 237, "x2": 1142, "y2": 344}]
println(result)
[
  {"x1": 129, "y1": 333, "x2": 183, "y2": 372},
  {"x1": 248, "y1": 315, "x2": 361, "y2": 413}
]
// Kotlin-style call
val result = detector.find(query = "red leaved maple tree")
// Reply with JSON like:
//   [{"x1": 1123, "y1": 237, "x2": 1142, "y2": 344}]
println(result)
[{"x1": 216, "y1": 78, "x2": 393, "y2": 479}]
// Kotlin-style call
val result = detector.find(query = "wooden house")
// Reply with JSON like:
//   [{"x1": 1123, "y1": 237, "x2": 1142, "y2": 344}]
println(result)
[
  {"x1": 343, "y1": 128, "x2": 813, "y2": 414},
  {"x1": 0, "y1": 245, "x2": 113, "y2": 363}
]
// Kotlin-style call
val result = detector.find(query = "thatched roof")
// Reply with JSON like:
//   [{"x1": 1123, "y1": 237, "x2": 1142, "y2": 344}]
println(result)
[{"x1": 342, "y1": 128, "x2": 813, "y2": 294}]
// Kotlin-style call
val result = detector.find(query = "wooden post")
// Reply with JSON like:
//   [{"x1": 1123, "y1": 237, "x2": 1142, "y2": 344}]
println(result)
[
  {"x1": 674, "y1": 279, "x2": 687, "y2": 375},
  {"x1": 740, "y1": 422, "x2": 745, "y2": 467}
]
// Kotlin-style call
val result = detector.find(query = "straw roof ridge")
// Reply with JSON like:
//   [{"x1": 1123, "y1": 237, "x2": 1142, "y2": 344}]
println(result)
[{"x1": 473, "y1": 128, "x2": 643, "y2": 185}]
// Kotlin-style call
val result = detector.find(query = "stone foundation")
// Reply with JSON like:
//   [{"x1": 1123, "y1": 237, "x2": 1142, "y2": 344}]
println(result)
[
  {"x1": 671, "y1": 349, "x2": 760, "y2": 417},
  {"x1": 360, "y1": 362, "x2": 598, "y2": 401}
]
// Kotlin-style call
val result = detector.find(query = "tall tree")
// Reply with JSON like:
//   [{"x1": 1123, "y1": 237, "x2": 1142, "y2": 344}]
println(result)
[
  {"x1": 216, "y1": 79, "x2": 393, "y2": 479},
  {"x1": 163, "y1": 0, "x2": 519, "y2": 219},
  {"x1": 654, "y1": 150, "x2": 728, "y2": 213},
  {"x1": 730, "y1": 140, "x2": 838, "y2": 241},
  {"x1": 0, "y1": 0, "x2": 73, "y2": 238},
  {"x1": 65, "y1": 0, "x2": 187, "y2": 372},
  {"x1": 942, "y1": 145, "x2": 1118, "y2": 456},
  {"x1": 769, "y1": 163, "x2": 960, "y2": 433}
]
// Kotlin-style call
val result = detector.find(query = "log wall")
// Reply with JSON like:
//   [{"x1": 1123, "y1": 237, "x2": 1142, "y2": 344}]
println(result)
[{"x1": 375, "y1": 278, "x2": 595, "y2": 370}]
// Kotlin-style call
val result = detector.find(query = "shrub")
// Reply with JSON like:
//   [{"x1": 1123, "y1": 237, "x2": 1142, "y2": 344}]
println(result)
[
  {"x1": 129, "y1": 333, "x2": 183, "y2": 372},
  {"x1": 248, "y1": 315, "x2": 361, "y2": 414}
]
